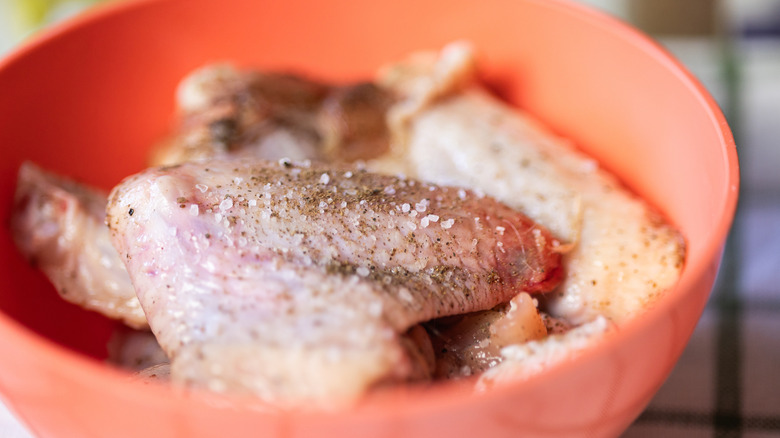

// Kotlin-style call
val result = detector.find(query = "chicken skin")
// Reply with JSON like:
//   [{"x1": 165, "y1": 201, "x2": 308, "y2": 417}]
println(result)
[
  {"x1": 152, "y1": 65, "x2": 395, "y2": 166},
  {"x1": 106, "y1": 158, "x2": 563, "y2": 404},
  {"x1": 10, "y1": 163, "x2": 147, "y2": 329}
]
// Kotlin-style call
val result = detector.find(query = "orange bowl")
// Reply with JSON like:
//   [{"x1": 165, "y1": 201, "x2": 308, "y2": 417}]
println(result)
[{"x1": 0, "y1": 0, "x2": 738, "y2": 437}]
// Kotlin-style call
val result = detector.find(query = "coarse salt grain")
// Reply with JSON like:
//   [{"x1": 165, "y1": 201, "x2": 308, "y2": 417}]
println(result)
[
  {"x1": 195, "y1": 184, "x2": 209, "y2": 193},
  {"x1": 320, "y1": 173, "x2": 330, "y2": 184},
  {"x1": 189, "y1": 204, "x2": 199, "y2": 216},
  {"x1": 384, "y1": 186, "x2": 396, "y2": 195},
  {"x1": 248, "y1": 199, "x2": 257, "y2": 207},
  {"x1": 415, "y1": 199, "x2": 428, "y2": 212},
  {"x1": 401, "y1": 203, "x2": 411, "y2": 213},
  {"x1": 441, "y1": 219, "x2": 455, "y2": 229},
  {"x1": 496, "y1": 226, "x2": 506, "y2": 235},
  {"x1": 420, "y1": 217, "x2": 430, "y2": 228},
  {"x1": 219, "y1": 198, "x2": 233, "y2": 211},
  {"x1": 427, "y1": 214, "x2": 439, "y2": 222},
  {"x1": 344, "y1": 171, "x2": 353, "y2": 178},
  {"x1": 215, "y1": 213, "x2": 223, "y2": 223},
  {"x1": 407, "y1": 222, "x2": 418, "y2": 231},
  {"x1": 356, "y1": 266, "x2": 370, "y2": 277},
  {"x1": 458, "y1": 189, "x2": 467, "y2": 199}
]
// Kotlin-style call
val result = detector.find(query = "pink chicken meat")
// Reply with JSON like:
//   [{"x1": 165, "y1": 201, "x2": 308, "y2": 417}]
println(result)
[
  {"x1": 106, "y1": 158, "x2": 562, "y2": 404},
  {"x1": 11, "y1": 163, "x2": 147, "y2": 329}
]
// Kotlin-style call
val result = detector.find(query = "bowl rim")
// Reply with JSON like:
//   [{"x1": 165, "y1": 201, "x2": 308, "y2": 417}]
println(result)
[{"x1": 0, "y1": 0, "x2": 739, "y2": 424}]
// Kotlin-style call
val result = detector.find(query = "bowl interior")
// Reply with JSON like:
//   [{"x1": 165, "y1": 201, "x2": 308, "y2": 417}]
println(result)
[{"x1": 0, "y1": 0, "x2": 737, "y2": 436}]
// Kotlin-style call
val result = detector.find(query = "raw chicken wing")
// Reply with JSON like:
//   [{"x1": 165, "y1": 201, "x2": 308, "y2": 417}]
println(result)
[{"x1": 106, "y1": 158, "x2": 563, "y2": 404}]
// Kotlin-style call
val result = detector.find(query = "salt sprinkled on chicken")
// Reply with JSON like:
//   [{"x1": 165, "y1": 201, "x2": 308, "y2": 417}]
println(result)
[
  {"x1": 106, "y1": 157, "x2": 564, "y2": 405},
  {"x1": 219, "y1": 198, "x2": 233, "y2": 211}
]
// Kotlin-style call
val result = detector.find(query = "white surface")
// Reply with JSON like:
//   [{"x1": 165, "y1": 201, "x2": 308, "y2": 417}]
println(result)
[{"x1": 0, "y1": 398, "x2": 32, "y2": 438}]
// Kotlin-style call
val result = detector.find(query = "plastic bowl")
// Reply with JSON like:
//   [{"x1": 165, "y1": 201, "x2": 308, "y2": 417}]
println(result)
[{"x1": 0, "y1": 0, "x2": 738, "y2": 437}]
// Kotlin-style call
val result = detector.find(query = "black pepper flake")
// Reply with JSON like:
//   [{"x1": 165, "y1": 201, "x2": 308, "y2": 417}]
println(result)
[{"x1": 128, "y1": 208, "x2": 134, "y2": 216}]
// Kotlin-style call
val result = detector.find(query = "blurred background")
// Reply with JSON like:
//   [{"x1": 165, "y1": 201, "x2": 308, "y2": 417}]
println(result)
[
  {"x1": 1, "y1": 1, "x2": 778, "y2": 437},
  {"x1": 579, "y1": 0, "x2": 780, "y2": 196}
]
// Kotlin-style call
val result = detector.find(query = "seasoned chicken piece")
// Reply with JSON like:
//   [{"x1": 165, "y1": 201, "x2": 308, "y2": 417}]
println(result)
[
  {"x1": 477, "y1": 316, "x2": 613, "y2": 390},
  {"x1": 152, "y1": 65, "x2": 395, "y2": 166},
  {"x1": 106, "y1": 158, "x2": 563, "y2": 404},
  {"x1": 426, "y1": 292, "x2": 547, "y2": 380},
  {"x1": 107, "y1": 327, "x2": 169, "y2": 371},
  {"x1": 10, "y1": 162, "x2": 147, "y2": 329},
  {"x1": 373, "y1": 42, "x2": 685, "y2": 324}
]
